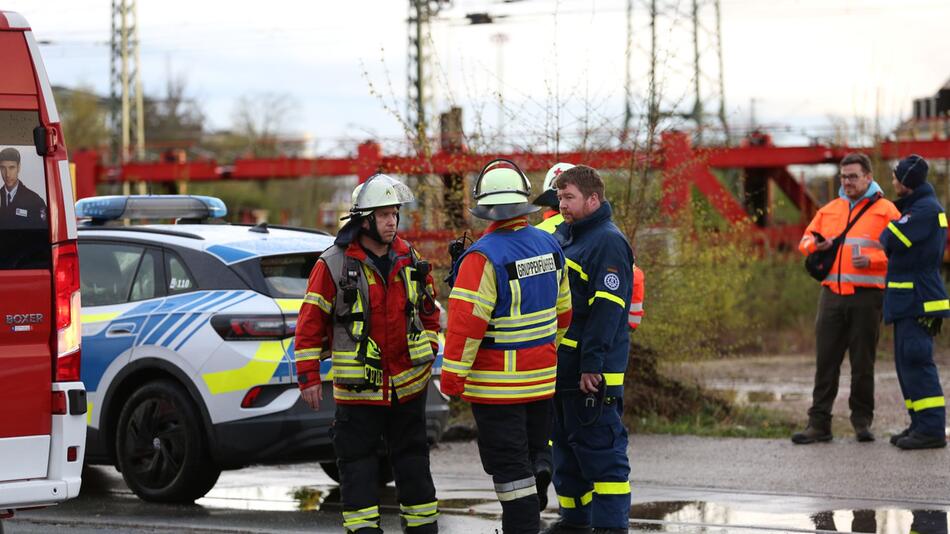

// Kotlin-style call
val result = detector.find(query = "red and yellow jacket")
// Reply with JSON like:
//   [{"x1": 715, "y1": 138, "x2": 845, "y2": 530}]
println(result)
[
  {"x1": 294, "y1": 236, "x2": 440, "y2": 405},
  {"x1": 440, "y1": 217, "x2": 572, "y2": 404},
  {"x1": 799, "y1": 192, "x2": 899, "y2": 295}
]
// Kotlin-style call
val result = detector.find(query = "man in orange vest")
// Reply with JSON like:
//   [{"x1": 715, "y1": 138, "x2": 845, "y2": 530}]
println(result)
[{"x1": 793, "y1": 153, "x2": 900, "y2": 444}]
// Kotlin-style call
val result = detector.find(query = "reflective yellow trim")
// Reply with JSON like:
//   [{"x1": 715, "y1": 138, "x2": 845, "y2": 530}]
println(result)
[
  {"x1": 275, "y1": 298, "x2": 304, "y2": 313},
  {"x1": 565, "y1": 258, "x2": 589, "y2": 281},
  {"x1": 303, "y1": 292, "x2": 332, "y2": 314},
  {"x1": 295, "y1": 347, "x2": 322, "y2": 360},
  {"x1": 391, "y1": 362, "x2": 431, "y2": 387},
  {"x1": 395, "y1": 373, "x2": 430, "y2": 398},
  {"x1": 887, "y1": 281, "x2": 914, "y2": 289},
  {"x1": 940, "y1": 213, "x2": 948, "y2": 228},
  {"x1": 580, "y1": 491, "x2": 593, "y2": 505},
  {"x1": 466, "y1": 365, "x2": 557, "y2": 383},
  {"x1": 464, "y1": 382, "x2": 555, "y2": 399},
  {"x1": 911, "y1": 396, "x2": 946, "y2": 411},
  {"x1": 486, "y1": 321, "x2": 557, "y2": 344},
  {"x1": 202, "y1": 341, "x2": 284, "y2": 395},
  {"x1": 905, "y1": 399, "x2": 913, "y2": 409},
  {"x1": 81, "y1": 311, "x2": 120, "y2": 324},
  {"x1": 603, "y1": 372, "x2": 624, "y2": 386},
  {"x1": 442, "y1": 358, "x2": 473, "y2": 374},
  {"x1": 362, "y1": 264, "x2": 376, "y2": 285},
  {"x1": 557, "y1": 491, "x2": 593, "y2": 509},
  {"x1": 887, "y1": 222, "x2": 912, "y2": 248},
  {"x1": 343, "y1": 505, "x2": 380, "y2": 529},
  {"x1": 588, "y1": 291, "x2": 626, "y2": 308},
  {"x1": 333, "y1": 384, "x2": 385, "y2": 401},
  {"x1": 561, "y1": 337, "x2": 578, "y2": 348},
  {"x1": 400, "y1": 501, "x2": 438, "y2": 514},
  {"x1": 509, "y1": 279, "x2": 522, "y2": 317},
  {"x1": 593, "y1": 481, "x2": 631, "y2": 495},
  {"x1": 489, "y1": 307, "x2": 556, "y2": 328},
  {"x1": 86, "y1": 400, "x2": 93, "y2": 425},
  {"x1": 449, "y1": 286, "x2": 496, "y2": 310},
  {"x1": 924, "y1": 300, "x2": 950, "y2": 312}
]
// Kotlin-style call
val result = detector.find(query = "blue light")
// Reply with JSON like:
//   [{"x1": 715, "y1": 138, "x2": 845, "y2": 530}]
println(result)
[{"x1": 76, "y1": 195, "x2": 228, "y2": 222}]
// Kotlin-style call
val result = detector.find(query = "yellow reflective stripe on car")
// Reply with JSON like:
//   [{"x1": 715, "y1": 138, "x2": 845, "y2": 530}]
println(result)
[
  {"x1": 603, "y1": 372, "x2": 624, "y2": 386},
  {"x1": 887, "y1": 222, "x2": 912, "y2": 248},
  {"x1": 202, "y1": 340, "x2": 284, "y2": 395},
  {"x1": 887, "y1": 281, "x2": 914, "y2": 289},
  {"x1": 923, "y1": 299, "x2": 950, "y2": 313},
  {"x1": 588, "y1": 291, "x2": 626, "y2": 308},
  {"x1": 560, "y1": 337, "x2": 578, "y2": 348},
  {"x1": 275, "y1": 298, "x2": 304, "y2": 313},
  {"x1": 911, "y1": 396, "x2": 946, "y2": 411},
  {"x1": 565, "y1": 258, "x2": 589, "y2": 281},
  {"x1": 940, "y1": 213, "x2": 948, "y2": 228},
  {"x1": 302, "y1": 292, "x2": 332, "y2": 314},
  {"x1": 593, "y1": 481, "x2": 631, "y2": 495},
  {"x1": 81, "y1": 311, "x2": 121, "y2": 324}
]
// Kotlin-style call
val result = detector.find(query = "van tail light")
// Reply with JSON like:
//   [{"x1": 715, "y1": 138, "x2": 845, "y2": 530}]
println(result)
[
  {"x1": 52, "y1": 242, "x2": 82, "y2": 382},
  {"x1": 211, "y1": 314, "x2": 295, "y2": 340}
]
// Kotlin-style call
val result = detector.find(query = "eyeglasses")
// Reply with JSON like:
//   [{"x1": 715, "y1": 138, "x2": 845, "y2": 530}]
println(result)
[{"x1": 840, "y1": 173, "x2": 866, "y2": 182}]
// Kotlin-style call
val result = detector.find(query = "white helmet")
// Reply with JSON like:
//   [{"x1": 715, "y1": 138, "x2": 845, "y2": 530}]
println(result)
[
  {"x1": 534, "y1": 162, "x2": 574, "y2": 207},
  {"x1": 470, "y1": 159, "x2": 540, "y2": 221},
  {"x1": 350, "y1": 174, "x2": 414, "y2": 217}
]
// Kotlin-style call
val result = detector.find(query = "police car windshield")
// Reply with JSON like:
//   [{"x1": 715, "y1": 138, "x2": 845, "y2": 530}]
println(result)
[{"x1": 260, "y1": 253, "x2": 320, "y2": 299}]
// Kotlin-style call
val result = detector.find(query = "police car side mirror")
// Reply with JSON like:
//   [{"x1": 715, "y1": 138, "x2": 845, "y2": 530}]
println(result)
[{"x1": 33, "y1": 126, "x2": 48, "y2": 156}]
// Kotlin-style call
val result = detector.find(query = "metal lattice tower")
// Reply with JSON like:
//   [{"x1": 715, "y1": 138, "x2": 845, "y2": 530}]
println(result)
[
  {"x1": 407, "y1": 0, "x2": 449, "y2": 150},
  {"x1": 110, "y1": 0, "x2": 145, "y2": 164},
  {"x1": 625, "y1": 0, "x2": 729, "y2": 145}
]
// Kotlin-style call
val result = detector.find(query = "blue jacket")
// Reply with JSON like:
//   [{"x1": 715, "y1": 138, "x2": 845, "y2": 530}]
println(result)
[
  {"x1": 459, "y1": 225, "x2": 565, "y2": 350},
  {"x1": 554, "y1": 202, "x2": 634, "y2": 397},
  {"x1": 880, "y1": 182, "x2": 950, "y2": 323}
]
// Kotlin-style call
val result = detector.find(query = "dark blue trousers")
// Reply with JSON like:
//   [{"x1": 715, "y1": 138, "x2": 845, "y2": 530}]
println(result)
[
  {"x1": 894, "y1": 318, "x2": 946, "y2": 437},
  {"x1": 551, "y1": 392, "x2": 631, "y2": 529}
]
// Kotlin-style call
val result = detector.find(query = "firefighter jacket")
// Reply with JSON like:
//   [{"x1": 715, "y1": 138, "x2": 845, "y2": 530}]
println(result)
[
  {"x1": 294, "y1": 236, "x2": 441, "y2": 405},
  {"x1": 440, "y1": 217, "x2": 572, "y2": 404},
  {"x1": 536, "y1": 212, "x2": 644, "y2": 332},
  {"x1": 553, "y1": 202, "x2": 634, "y2": 398},
  {"x1": 799, "y1": 181, "x2": 900, "y2": 295},
  {"x1": 880, "y1": 182, "x2": 950, "y2": 324}
]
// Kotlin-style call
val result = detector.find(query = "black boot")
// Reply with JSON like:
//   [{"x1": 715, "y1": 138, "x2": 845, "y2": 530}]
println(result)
[
  {"x1": 536, "y1": 467, "x2": 552, "y2": 512},
  {"x1": 541, "y1": 518, "x2": 592, "y2": 534},
  {"x1": 592, "y1": 529, "x2": 628, "y2": 534},
  {"x1": 853, "y1": 425, "x2": 875, "y2": 443},
  {"x1": 791, "y1": 426, "x2": 832, "y2": 444},
  {"x1": 889, "y1": 427, "x2": 911, "y2": 446},
  {"x1": 896, "y1": 431, "x2": 947, "y2": 450}
]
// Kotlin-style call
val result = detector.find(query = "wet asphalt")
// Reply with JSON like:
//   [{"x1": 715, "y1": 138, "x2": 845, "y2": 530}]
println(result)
[{"x1": 5, "y1": 434, "x2": 950, "y2": 533}]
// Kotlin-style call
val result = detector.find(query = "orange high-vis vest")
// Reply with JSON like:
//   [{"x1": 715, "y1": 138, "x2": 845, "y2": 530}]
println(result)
[
  {"x1": 799, "y1": 194, "x2": 900, "y2": 295},
  {"x1": 628, "y1": 266, "x2": 644, "y2": 330}
]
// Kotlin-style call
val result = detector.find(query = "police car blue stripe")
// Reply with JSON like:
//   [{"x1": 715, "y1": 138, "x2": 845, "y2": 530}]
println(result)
[
  {"x1": 171, "y1": 292, "x2": 256, "y2": 351},
  {"x1": 162, "y1": 312, "x2": 203, "y2": 348},
  {"x1": 206, "y1": 244, "x2": 257, "y2": 264},
  {"x1": 144, "y1": 292, "x2": 225, "y2": 346}
]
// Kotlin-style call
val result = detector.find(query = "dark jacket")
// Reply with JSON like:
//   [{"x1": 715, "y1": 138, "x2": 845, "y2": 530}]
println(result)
[
  {"x1": 554, "y1": 201, "x2": 634, "y2": 397},
  {"x1": 880, "y1": 182, "x2": 950, "y2": 323},
  {"x1": 1, "y1": 182, "x2": 47, "y2": 229}
]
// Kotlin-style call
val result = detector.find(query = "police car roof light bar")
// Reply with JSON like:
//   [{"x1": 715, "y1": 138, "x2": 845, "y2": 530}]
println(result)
[{"x1": 75, "y1": 195, "x2": 227, "y2": 222}]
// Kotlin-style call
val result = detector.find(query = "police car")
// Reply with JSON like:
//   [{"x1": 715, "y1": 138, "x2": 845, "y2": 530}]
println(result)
[{"x1": 76, "y1": 195, "x2": 448, "y2": 503}]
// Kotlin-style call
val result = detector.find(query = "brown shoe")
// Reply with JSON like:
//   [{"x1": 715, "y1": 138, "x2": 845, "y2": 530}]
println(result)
[
  {"x1": 854, "y1": 426, "x2": 875, "y2": 442},
  {"x1": 791, "y1": 426, "x2": 833, "y2": 444}
]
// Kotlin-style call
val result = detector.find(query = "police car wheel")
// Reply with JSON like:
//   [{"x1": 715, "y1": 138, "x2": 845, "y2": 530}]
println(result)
[
  {"x1": 319, "y1": 456, "x2": 394, "y2": 486},
  {"x1": 115, "y1": 379, "x2": 221, "y2": 502}
]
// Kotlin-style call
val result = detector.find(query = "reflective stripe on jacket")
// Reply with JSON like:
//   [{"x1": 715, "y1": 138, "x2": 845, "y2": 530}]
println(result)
[
  {"x1": 799, "y1": 192, "x2": 899, "y2": 295},
  {"x1": 881, "y1": 182, "x2": 950, "y2": 323},
  {"x1": 293, "y1": 236, "x2": 441, "y2": 405},
  {"x1": 441, "y1": 217, "x2": 572, "y2": 404}
]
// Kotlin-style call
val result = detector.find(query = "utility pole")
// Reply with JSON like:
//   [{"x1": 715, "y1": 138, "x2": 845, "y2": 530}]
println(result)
[
  {"x1": 621, "y1": 0, "x2": 634, "y2": 144},
  {"x1": 491, "y1": 32, "x2": 508, "y2": 144},
  {"x1": 407, "y1": 0, "x2": 448, "y2": 152},
  {"x1": 110, "y1": 0, "x2": 145, "y2": 166}
]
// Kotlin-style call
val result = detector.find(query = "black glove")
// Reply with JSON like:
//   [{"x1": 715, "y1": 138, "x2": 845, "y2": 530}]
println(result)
[{"x1": 918, "y1": 316, "x2": 943, "y2": 337}]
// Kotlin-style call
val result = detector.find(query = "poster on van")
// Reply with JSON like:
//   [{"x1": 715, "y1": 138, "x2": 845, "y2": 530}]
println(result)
[{"x1": 0, "y1": 110, "x2": 50, "y2": 269}]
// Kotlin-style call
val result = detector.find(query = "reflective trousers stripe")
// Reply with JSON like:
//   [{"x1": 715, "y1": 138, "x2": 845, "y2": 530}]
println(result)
[
  {"x1": 400, "y1": 500, "x2": 439, "y2": 527},
  {"x1": 593, "y1": 481, "x2": 632, "y2": 495},
  {"x1": 557, "y1": 491, "x2": 593, "y2": 509},
  {"x1": 940, "y1": 213, "x2": 948, "y2": 228},
  {"x1": 911, "y1": 396, "x2": 946, "y2": 411},
  {"x1": 888, "y1": 281, "x2": 914, "y2": 289},
  {"x1": 823, "y1": 273, "x2": 886, "y2": 285},
  {"x1": 924, "y1": 300, "x2": 950, "y2": 313},
  {"x1": 560, "y1": 337, "x2": 578, "y2": 348},
  {"x1": 343, "y1": 505, "x2": 380, "y2": 530},
  {"x1": 888, "y1": 222, "x2": 913, "y2": 248},
  {"x1": 495, "y1": 476, "x2": 537, "y2": 501}
]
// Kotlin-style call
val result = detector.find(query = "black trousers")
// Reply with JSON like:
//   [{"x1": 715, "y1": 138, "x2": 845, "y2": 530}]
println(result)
[
  {"x1": 808, "y1": 286, "x2": 883, "y2": 430},
  {"x1": 333, "y1": 389, "x2": 438, "y2": 533},
  {"x1": 471, "y1": 400, "x2": 551, "y2": 534}
]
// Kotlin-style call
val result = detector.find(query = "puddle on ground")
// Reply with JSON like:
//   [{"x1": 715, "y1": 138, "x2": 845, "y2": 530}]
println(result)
[
  {"x1": 631, "y1": 501, "x2": 949, "y2": 534},
  {"x1": 706, "y1": 383, "x2": 809, "y2": 406},
  {"x1": 196, "y1": 485, "x2": 338, "y2": 511}
]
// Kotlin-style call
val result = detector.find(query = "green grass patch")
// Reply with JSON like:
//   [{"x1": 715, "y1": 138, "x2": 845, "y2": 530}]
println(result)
[{"x1": 630, "y1": 404, "x2": 798, "y2": 439}]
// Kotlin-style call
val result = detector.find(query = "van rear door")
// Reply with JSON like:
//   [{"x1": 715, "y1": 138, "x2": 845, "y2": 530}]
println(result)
[{"x1": 0, "y1": 12, "x2": 81, "y2": 489}]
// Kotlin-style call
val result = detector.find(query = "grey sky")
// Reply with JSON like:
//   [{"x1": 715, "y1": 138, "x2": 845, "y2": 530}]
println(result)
[{"x1": 7, "y1": 0, "x2": 950, "y2": 152}]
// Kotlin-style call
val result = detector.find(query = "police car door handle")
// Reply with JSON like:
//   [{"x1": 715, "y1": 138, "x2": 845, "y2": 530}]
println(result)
[{"x1": 106, "y1": 324, "x2": 135, "y2": 336}]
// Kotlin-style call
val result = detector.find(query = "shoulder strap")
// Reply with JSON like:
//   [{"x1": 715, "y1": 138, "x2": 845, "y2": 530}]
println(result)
[{"x1": 839, "y1": 194, "x2": 880, "y2": 240}]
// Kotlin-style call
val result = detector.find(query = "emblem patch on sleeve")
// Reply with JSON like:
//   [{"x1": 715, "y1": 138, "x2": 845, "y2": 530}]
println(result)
[{"x1": 604, "y1": 272, "x2": 621, "y2": 290}]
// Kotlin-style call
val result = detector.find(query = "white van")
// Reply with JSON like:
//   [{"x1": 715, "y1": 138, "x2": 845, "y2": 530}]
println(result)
[{"x1": 0, "y1": 10, "x2": 86, "y2": 519}]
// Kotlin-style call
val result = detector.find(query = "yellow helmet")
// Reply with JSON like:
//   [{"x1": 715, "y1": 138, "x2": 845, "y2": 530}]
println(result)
[{"x1": 470, "y1": 159, "x2": 540, "y2": 221}]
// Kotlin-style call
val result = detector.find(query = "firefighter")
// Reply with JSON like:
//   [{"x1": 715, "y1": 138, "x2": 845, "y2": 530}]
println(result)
[
  {"x1": 294, "y1": 174, "x2": 441, "y2": 533},
  {"x1": 880, "y1": 154, "x2": 949, "y2": 450},
  {"x1": 441, "y1": 159, "x2": 572, "y2": 533},
  {"x1": 544, "y1": 165, "x2": 633, "y2": 534},
  {"x1": 532, "y1": 162, "x2": 645, "y2": 512}
]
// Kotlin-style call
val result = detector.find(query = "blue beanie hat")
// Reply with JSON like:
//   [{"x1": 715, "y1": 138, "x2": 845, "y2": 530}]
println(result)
[{"x1": 895, "y1": 154, "x2": 928, "y2": 190}]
